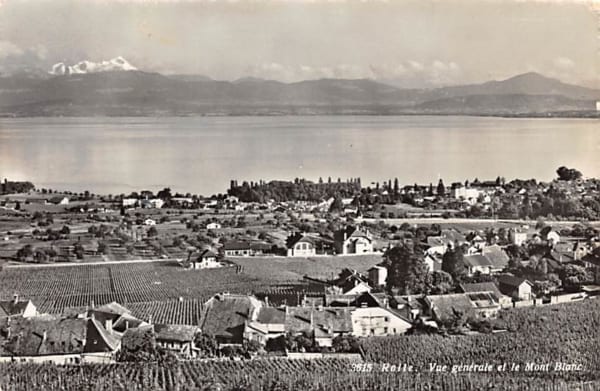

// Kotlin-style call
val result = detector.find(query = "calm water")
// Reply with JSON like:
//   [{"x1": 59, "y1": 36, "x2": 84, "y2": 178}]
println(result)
[{"x1": 0, "y1": 116, "x2": 598, "y2": 196}]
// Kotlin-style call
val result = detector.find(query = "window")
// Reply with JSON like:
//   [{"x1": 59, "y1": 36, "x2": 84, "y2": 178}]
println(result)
[{"x1": 383, "y1": 327, "x2": 388, "y2": 334}]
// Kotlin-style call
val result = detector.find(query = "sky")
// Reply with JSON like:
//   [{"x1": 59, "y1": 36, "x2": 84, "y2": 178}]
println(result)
[{"x1": 0, "y1": 0, "x2": 598, "y2": 87}]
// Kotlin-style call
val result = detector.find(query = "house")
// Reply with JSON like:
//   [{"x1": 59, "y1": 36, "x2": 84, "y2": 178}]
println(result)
[
  {"x1": 140, "y1": 198, "x2": 164, "y2": 209},
  {"x1": 497, "y1": 275, "x2": 533, "y2": 301},
  {"x1": 201, "y1": 294, "x2": 263, "y2": 345},
  {"x1": 334, "y1": 226, "x2": 374, "y2": 255},
  {"x1": 206, "y1": 222, "x2": 222, "y2": 230},
  {"x1": 154, "y1": 324, "x2": 199, "y2": 358},
  {"x1": 222, "y1": 241, "x2": 253, "y2": 257},
  {"x1": 459, "y1": 282, "x2": 512, "y2": 308},
  {"x1": 286, "y1": 233, "x2": 317, "y2": 257},
  {"x1": 368, "y1": 265, "x2": 387, "y2": 287},
  {"x1": 144, "y1": 219, "x2": 156, "y2": 226},
  {"x1": 47, "y1": 196, "x2": 69, "y2": 205},
  {"x1": 348, "y1": 292, "x2": 412, "y2": 337},
  {"x1": 284, "y1": 307, "x2": 353, "y2": 347},
  {"x1": 482, "y1": 245, "x2": 510, "y2": 273},
  {"x1": 222, "y1": 241, "x2": 271, "y2": 257},
  {"x1": 191, "y1": 249, "x2": 221, "y2": 269},
  {"x1": 424, "y1": 294, "x2": 476, "y2": 325},
  {"x1": 0, "y1": 296, "x2": 38, "y2": 319},
  {"x1": 424, "y1": 292, "x2": 500, "y2": 325},
  {"x1": 508, "y1": 229, "x2": 527, "y2": 246},
  {"x1": 451, "y1": 186, "x2": 481, "y2": 204},
  {"x1": 0, "y1": 316, "x2": 120, "y2": 364},
  {"x1": 463, "y1": 254, "x2": 493, "y2": 276},
  {"x1": 328, "y1": 269, "x2": 372, "y2": 295},
  {"x1": 351, "y1": 306, "x2": 412, "y2": 337},
  {"x1": 245, "y1": 307, "x2": 287, "y2": 344},
  {"x1": 424, "y1": 253, "x2": 442, "y2": 272},
  {"x1": 122, "y1": 198, "x2": 138, "y2": 207}
]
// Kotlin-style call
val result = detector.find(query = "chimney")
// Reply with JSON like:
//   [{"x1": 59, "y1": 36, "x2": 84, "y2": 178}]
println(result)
[
  {"x1": 264, "y1": 296, "x2": 269, "y2": 306},
  {"x1": 148, "y1": 314, "x2": 153, "y2": 324},
  {"x1": 42, "y1": 330, "x2": 47, "y2": 343},
  {"x1": 125, "y1": 320, "x2": 130, "y2": 330},
  {"x1": 13, "y1": 294, "x2": 18, "y2": 304},
  {"x1": 105, "y1": 319, "x2": 113, "y2": 333}
]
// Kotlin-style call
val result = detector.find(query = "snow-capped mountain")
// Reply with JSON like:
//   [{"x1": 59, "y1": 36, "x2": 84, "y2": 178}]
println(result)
[{"x1": 49, "y1": 56, "x2": 137, "y2": 75}]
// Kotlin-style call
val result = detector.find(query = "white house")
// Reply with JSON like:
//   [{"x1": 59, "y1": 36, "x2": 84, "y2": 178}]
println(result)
[
  {"x1": 47, "y1": 196, "x2": 69, "y2": 205},
  {"x1": 122, "y1": 198, "x2": 138, "y2": 207},
  {"x1": 509, "y1": 229, "x2": 527, "y2": 246},
  {"x1": 206, "y1": 222, "x2": 222, "y2": 230},
  {"x1": 287, "y1": 234, "x2": 317, "y2": 257},
  {"x1": 0, "y1": 296, "x2": 38, "y2": 319},
  {"x1": 191, "y1": 250, "x2": 221, "y2": 269},
  {"x1": 144, "y1": 219, "x2": 156, "y2": 226},
  {"x1": 350, "y1": 307, "x2": 412, "y2": 337},
  {"x1": 498, "y1": 275, "x2": 533, "y2": 301},
  {"x1": 334, "y1": 226, "x2": 374, "y2": 255},
  {"x1": 368, "y1": 266, "x2": 387, "y2": 287}
]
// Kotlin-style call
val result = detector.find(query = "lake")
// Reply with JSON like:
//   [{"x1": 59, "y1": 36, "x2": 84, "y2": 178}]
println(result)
[{"x1": 0, "y1": 116, "x2": 598, "y2": 196}]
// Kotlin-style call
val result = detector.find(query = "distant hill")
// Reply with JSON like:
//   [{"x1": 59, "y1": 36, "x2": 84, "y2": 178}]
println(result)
[{"x1": 0, "y1": 70, "x2": 598, "y2": 117}]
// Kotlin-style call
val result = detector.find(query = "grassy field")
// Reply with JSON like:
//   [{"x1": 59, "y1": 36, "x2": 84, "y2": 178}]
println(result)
[{"x1": 230, "y1": 254, "x2": 383, "y2": 281}]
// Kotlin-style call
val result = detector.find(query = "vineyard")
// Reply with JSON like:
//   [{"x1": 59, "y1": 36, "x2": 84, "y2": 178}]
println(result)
[
  {"x1": 362, "y1": 298, "x2": 600, "y2": 383},
  {"x1": 1, "y1": 359, "x2": 599, "y2": 391},
  {"x1": 126, "y1": 299, "x2": 206, "y2": 325},
  {"x1": 0, "y1": 262, "x2": 280, "y2": 313}
]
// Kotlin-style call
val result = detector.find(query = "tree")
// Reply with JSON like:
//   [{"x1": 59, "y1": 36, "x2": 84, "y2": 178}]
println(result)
[
  {"x1": 384, "y1": 244, "x2": 430, "y2": 294},
  {"x1": 437, "y1": 179, "x2": 445, "y2": 196},
  {"x1": 147, "y1": 227, "x2": 158, "y2": 237},
  {"x1": 74, "y1": 243, "x2": 84, "y2": 259},
  {"x1": 427, "y1": 270, "x2": 454, "y2": 294},
  {"x1": 556, "y1": 166, "x2": 582, "y2": 181},
  {"x1": 557, "y1": 264, "x2": 592, "y2": 292},
  {"x1": 16, "y1": 245, "x2": 34, "y2": 262},
  {"x1": 441, "y1": 246, "x2": 466, "y2": 282},
  {"x1": 60, "y1": 225, "x2": 70, "y2": 235}
]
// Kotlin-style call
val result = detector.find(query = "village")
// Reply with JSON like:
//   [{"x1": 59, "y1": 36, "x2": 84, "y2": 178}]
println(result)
[{"x1": 1, "y1": 166, "x2": 600, "y2": 365}]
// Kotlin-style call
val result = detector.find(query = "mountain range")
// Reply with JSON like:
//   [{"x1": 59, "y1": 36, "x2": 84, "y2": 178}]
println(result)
[{"x1": 0, "y1": 58, "x2": 598, "y2": 117}]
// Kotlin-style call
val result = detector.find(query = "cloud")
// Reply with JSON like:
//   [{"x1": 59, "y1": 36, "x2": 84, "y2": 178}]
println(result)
[
  {"x1": 0, "y1": 40, "x2": 23, "y2": 59},
  {"x1": 242, "y1": 60, "x2": 461, "y2": 87},
  {"x1": 0, "y1": 41, "x2": 49, "y2": 74},
  {"x1": 553, "y1": 56, "x2": 575, "y2": 70}
]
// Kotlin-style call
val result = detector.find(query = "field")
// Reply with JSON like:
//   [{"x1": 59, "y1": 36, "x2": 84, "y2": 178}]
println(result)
[
  {"x1": 1, "y1": 359, "x2": 598, "y2": 391},
  {"x1": 361, "y1": 298, "x2": 600, "y2": 382},
  {"x1": 230, "y1": 254, "x2": 383, "y2": 281},
  {"x1": 0, "y1": 261, "x2": 280, "y2": 314}
]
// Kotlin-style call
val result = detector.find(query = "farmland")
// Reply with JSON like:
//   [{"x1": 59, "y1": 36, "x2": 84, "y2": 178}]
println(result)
[
  {"x1": 1, "y1": 359, "x2": 599, "y2": 391},
  {"x1": 0, "y1": 261, "x2": 283, "y2": 314},
  {"x1": 362, "y1": 298, "x2": 600, "y2": 381}
]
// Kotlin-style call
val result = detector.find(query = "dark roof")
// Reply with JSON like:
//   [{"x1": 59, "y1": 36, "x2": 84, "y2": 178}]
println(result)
[
  {"x1": 1, "y1": 317, "x2": 87, "y2": 356},
  {"x1": 256, "y1": 307, "x2": 286, "y2": 324},
  {"x1": 154, "y1": 324, "x2": 198, "y2": 342},
  {"x1": 95, "y1": 302, "x2": 131, "y2": 316},
  {"x1": 198, "y1": 249, "x2": 217, "y2": 259},
  {"x1": 498, "y1": 275, "x2": 533, "y2": 288},
  {"x1": 201, "y1": 295, "x2": 261, "y2": 341},
  {"x1": 223, "y1": 241, "x2": 251, "y2": 251},
  {"x1": 89, "y1": 318, "x2": 120, "y2": 351},
  {"x1": 482, "y1": 246, "x2": 510, "y2": 269},
  {"x1": 463, "y1": 254, "x2": 492, "y2": 268},
  {"x1": 460, "y1": 282, "x2": 504, "y2": 300},
  {"x1": 0, "y1": 300, "x2": 31, "y2": 317},
  {"x1": 285, "y1": 307, "x2": 352, "y2": 335},
  {"x1": 287, "y1": 234, "x2": 317, "y2": 248},
  {"x1": 426, "y1": 294, "x2": 475, "y2": 322}
]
